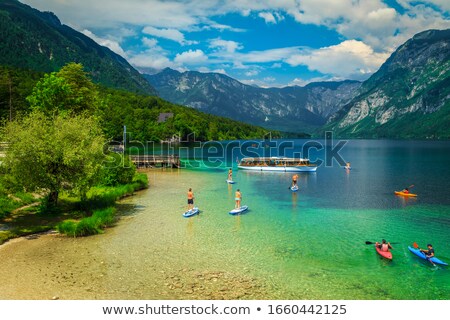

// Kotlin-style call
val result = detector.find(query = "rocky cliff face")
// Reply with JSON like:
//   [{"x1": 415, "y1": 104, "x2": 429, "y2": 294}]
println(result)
[
  {"x1": 326, "y1": 29, "x2": 450, "y2": 139},
  {"x1": 145, "y1": 69, "x2": 361, "y2": 133}
]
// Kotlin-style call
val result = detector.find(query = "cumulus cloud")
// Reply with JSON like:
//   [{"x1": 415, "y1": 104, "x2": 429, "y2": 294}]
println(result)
[
  {"x1": 286, "y1": 40, "x2": 389, "y2": 80},
  {"x1": 258, "y1": 11, "x2": 284, "y2": 24},
  {"x1": 174, "y1": 49, "x2": 208, "y2": 65},
  {"x1": 142, "y1": 26, "x2": 197, "y2": 45},
  {"x1": 128, "y1": 54, "x2": 173, "y2": 70},
  {"x1": 142, "y1": 37, "x2": 158, "y2": 48},
  {"x1": 209, "y1": 39, "x2": 243, "y2": 53},
  {"x1": 258, "y1": 12, "x2": 276, "y2": 24},
  {"x1": 81, "y1": 29, "x2": 127, "y2": 58}
]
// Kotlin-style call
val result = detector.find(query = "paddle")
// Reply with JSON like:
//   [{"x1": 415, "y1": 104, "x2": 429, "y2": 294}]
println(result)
[{"x1": 365, "y1": 241, "x2": 399, "y2": 245}]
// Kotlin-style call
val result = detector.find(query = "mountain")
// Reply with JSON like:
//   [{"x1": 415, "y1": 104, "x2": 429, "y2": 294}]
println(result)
[
  {"x1": 145, "y1": 69, "x2": 361, "y2": 133},
  {"x1": 0, "y1": 0, "x2": 156, "y2": 95},
  {"x1": 325, "y1": 29, "x2": 450, "y2": 139}
]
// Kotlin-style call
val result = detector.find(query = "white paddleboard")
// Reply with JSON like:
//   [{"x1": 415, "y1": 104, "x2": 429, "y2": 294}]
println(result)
[
  {"x1": 183, "y1": 207, "x2": 199, "y2": 217},
  {"x1": 226, "y1": 180, "x2": 236, "y2": 184},
  {"x1": 229, "y1": 205, "x2": 248, "y2": 215}
]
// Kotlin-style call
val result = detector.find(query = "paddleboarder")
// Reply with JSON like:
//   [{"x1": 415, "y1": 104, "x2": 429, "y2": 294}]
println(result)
[
  {"x1": 228, "y1": 168, "x2": 233, "y2": 181},
  {"x1": 235, "y1": 189, "x2": 242, "y2": 209},
  {"x1": 187, "y1": 188, "x2": 194, "y2": 211},
  {"x1": 291, "y1": 174, "x2": 298, "y2": 188}
]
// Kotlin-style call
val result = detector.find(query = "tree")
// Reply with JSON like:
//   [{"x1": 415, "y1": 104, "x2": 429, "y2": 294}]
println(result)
[
  {"x1": 3, "y1": 111, "x2": 106, "y2": 206},
  {"x1": 26, "y1": 63, "x2": 98, "y2": 115}
]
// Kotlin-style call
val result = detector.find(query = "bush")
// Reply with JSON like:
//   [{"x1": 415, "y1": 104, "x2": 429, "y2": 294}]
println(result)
[
  {"x1": 57, "y1": 207, "x2": 116, "y2": 237},
  {"x1": 100, "y1": 153, "x2": 136, "y2": 186},
  {"x1": 0, "y1": 196, "x2": 18, "y2": 219}
]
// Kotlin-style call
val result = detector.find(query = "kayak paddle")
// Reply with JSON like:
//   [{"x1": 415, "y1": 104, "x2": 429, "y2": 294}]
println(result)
[
  {"x1": 413, "y1": 242, "x2": 419, "y2": 249},
  {"x1": 365, "y1": 241, "x2": 399, "y2": 245}
]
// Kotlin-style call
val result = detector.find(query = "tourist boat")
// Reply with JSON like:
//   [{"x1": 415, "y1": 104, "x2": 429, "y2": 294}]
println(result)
[{"x1": 237, "y1": 157, "x2": 317, "y2": 172}]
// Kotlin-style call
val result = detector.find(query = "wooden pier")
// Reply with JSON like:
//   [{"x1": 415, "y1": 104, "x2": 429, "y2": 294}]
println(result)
[{"x1": 130, "y1": 155, "x2": 180, "y2": 168}]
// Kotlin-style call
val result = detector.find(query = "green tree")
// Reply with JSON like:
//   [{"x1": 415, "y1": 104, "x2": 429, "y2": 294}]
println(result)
[
  {"x1": 27, "y1": 63, "x2": 98, "y2": 115},
  {"x1": 3, "y1": 111, "x2": 106, "y2": 206}
]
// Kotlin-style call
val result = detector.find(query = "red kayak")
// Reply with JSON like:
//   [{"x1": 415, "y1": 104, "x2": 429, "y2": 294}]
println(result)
[{"x1": 375, "y1": 245, "x2": 392, "y2": 260}]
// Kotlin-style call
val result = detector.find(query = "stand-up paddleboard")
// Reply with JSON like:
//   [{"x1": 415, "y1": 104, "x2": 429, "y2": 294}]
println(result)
[
  {"x1": 290, "y1": 185, "x2": 299, "y2": 192},
  {"x1": 408, "y1": 246, "x2": 448, "y2": 265},
  {"x1": 375, "y1": 245, "x2": 392, "y2": 260},
  {"x1": 344, "y1": 166, "x2": 351, "y2": 170},
  {"x1": 229, "y1": 205, "x2": 248, "y2": 215},
  {"x1": 183, "y1": 207, "x2": 199, "y2": 218},
  {"x1": 226, "y1": 180, "x2": 236, "y2": 184}
]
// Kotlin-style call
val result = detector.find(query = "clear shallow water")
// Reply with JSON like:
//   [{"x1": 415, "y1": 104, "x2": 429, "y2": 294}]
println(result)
[{"x1": 160, "y1": 139, "x2": 450, "y2": 299}]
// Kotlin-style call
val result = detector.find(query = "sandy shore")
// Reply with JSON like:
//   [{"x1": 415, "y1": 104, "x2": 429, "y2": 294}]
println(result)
[{"x1": 0, "y1": 170, "x2": 272, "y2": 300}]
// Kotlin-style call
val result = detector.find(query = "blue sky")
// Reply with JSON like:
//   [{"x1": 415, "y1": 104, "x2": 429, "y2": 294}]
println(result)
[{"x1": 22, "y1": 0, "x2": 450, "y2": 87}]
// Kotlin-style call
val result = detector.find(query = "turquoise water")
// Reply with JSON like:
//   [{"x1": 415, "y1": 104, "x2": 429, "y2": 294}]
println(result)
[{"x1": 158, "y1": 139, "x2": 450, "y2": 299}]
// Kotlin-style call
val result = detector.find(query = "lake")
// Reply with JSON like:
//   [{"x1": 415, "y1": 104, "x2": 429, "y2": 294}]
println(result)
[{"x1": 0, "y1": 139, "x2": 448, "y2": 299}]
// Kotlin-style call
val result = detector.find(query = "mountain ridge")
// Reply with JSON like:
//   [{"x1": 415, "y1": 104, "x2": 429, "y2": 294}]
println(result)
[
  {"x1": 0, "y1": 0, "x2": 156, "y2": 95},
  {"x1": 145, "y1": 68, "x2": 361, "y2": 133},
  {"x1": 325, "y1": 28, "x2": 450, "y2": 139}
]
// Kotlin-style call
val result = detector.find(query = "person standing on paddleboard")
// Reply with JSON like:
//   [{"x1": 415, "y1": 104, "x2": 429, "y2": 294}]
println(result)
[
  {"x1": 235, "y1": 189, "x2": 242, "y2": 209},
  {"x1": 228, "y1": 168, "x2": 233, "y2": 181},
  {"x1": 187, "y1": 188, "x2": 194, "y2": 211},
  {"x1": 292, "y1": 174, "x2": 298, "y2": 188}
]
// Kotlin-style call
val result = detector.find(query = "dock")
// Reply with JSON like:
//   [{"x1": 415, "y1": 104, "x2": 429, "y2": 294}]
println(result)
[{"x1": 130, "y1": 155, "x2": 180, "y2": 168}]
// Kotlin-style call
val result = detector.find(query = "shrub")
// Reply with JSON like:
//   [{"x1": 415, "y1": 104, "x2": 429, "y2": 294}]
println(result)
[
  {"x1": 57, "y1": 207, "x2": 116, "y2": 237},
  {"x1": 100, "y1": 153, "x2": 136, "y2": 186}
]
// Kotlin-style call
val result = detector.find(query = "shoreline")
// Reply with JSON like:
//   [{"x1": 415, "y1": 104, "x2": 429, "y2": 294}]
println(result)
[{"x1": 0, "y1": 169, "x2": 273, "y2": 300}]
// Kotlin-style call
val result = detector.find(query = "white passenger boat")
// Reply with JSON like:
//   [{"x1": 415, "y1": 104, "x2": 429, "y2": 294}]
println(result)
[{"x1": 237, "y1": 157, "x2": 317, "y2": 172}]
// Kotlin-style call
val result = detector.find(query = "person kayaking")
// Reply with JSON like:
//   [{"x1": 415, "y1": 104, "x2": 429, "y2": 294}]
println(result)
[
  {"x1": 401, "y1": 187, "x2": 410, "y2": 194},
  {"x1": 292, "y1": 174, "x2": 298, "y2": 187},
  {"x1": 187, "y1": 188, "x2": 194, "y2": 211},
  {"x1": 235, "y1": 189, "x2": 242, "y2": 209},
  {"x1": 376, "y1": 239, "x2": 393, "y2": 252},
  {"x1": 228, "y1": 168, "x2": 233, "y2": 181},
  {"x1": 420, "y1": 244, "x2": 436, "y2": 266}
]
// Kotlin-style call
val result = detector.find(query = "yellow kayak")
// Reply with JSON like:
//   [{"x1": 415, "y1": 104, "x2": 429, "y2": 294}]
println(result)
[{"x1": 394, "y1": 191, "x2": 417, "y2": 197}]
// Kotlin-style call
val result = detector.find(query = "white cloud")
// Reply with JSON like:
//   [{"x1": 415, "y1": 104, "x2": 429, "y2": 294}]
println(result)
[
  {"x1": 142, "y1": 37, "x2": 158, "y2": 48},
  {"x1": 128, "y1": 54, "x2": 173, "y2": 70},
  {"x1": 286, "y1": 40, "x2": 389, "y2": 80},
  {"x1": 263, "y1": 76, "x2": 276, "y2": 82},
  {"x1": 198, "y1": 67, "x2": 227, "y2": 74},
  {"x1": 209, "y1": 39, "x2": 243, "y2": 53},
  {"x1": 174, "y1": 49, "x2": 208, "y2": 65},
  {"x1": 81, "y1": 29, "x2": 127, "y2": 58},
  {"x1": 258, "y1": 12, "x2": 276, "y2": 24},
  {"x1": 258, "y1": 11, "x2": 284, "y2": 24},
  {"x1": 245, "y1": 70, "x2": 259, "y2": 77},
  {"x1": 142, "y1": 26, "x2": 197, "y2": 45},
  {"x1": 289, "y1": 76, "x2": 341, "y2": 87}
]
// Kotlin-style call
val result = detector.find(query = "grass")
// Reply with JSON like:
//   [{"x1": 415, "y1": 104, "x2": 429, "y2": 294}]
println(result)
[
  {"x1": 0, "y1": 173, "x2": 149, "y2": 243},
  {"x1": 56, "y1": 173, "x2": 148, "y2": 237},
  {"x1": 56, "y1": 207, "x2": 116, "y2": 237}
]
